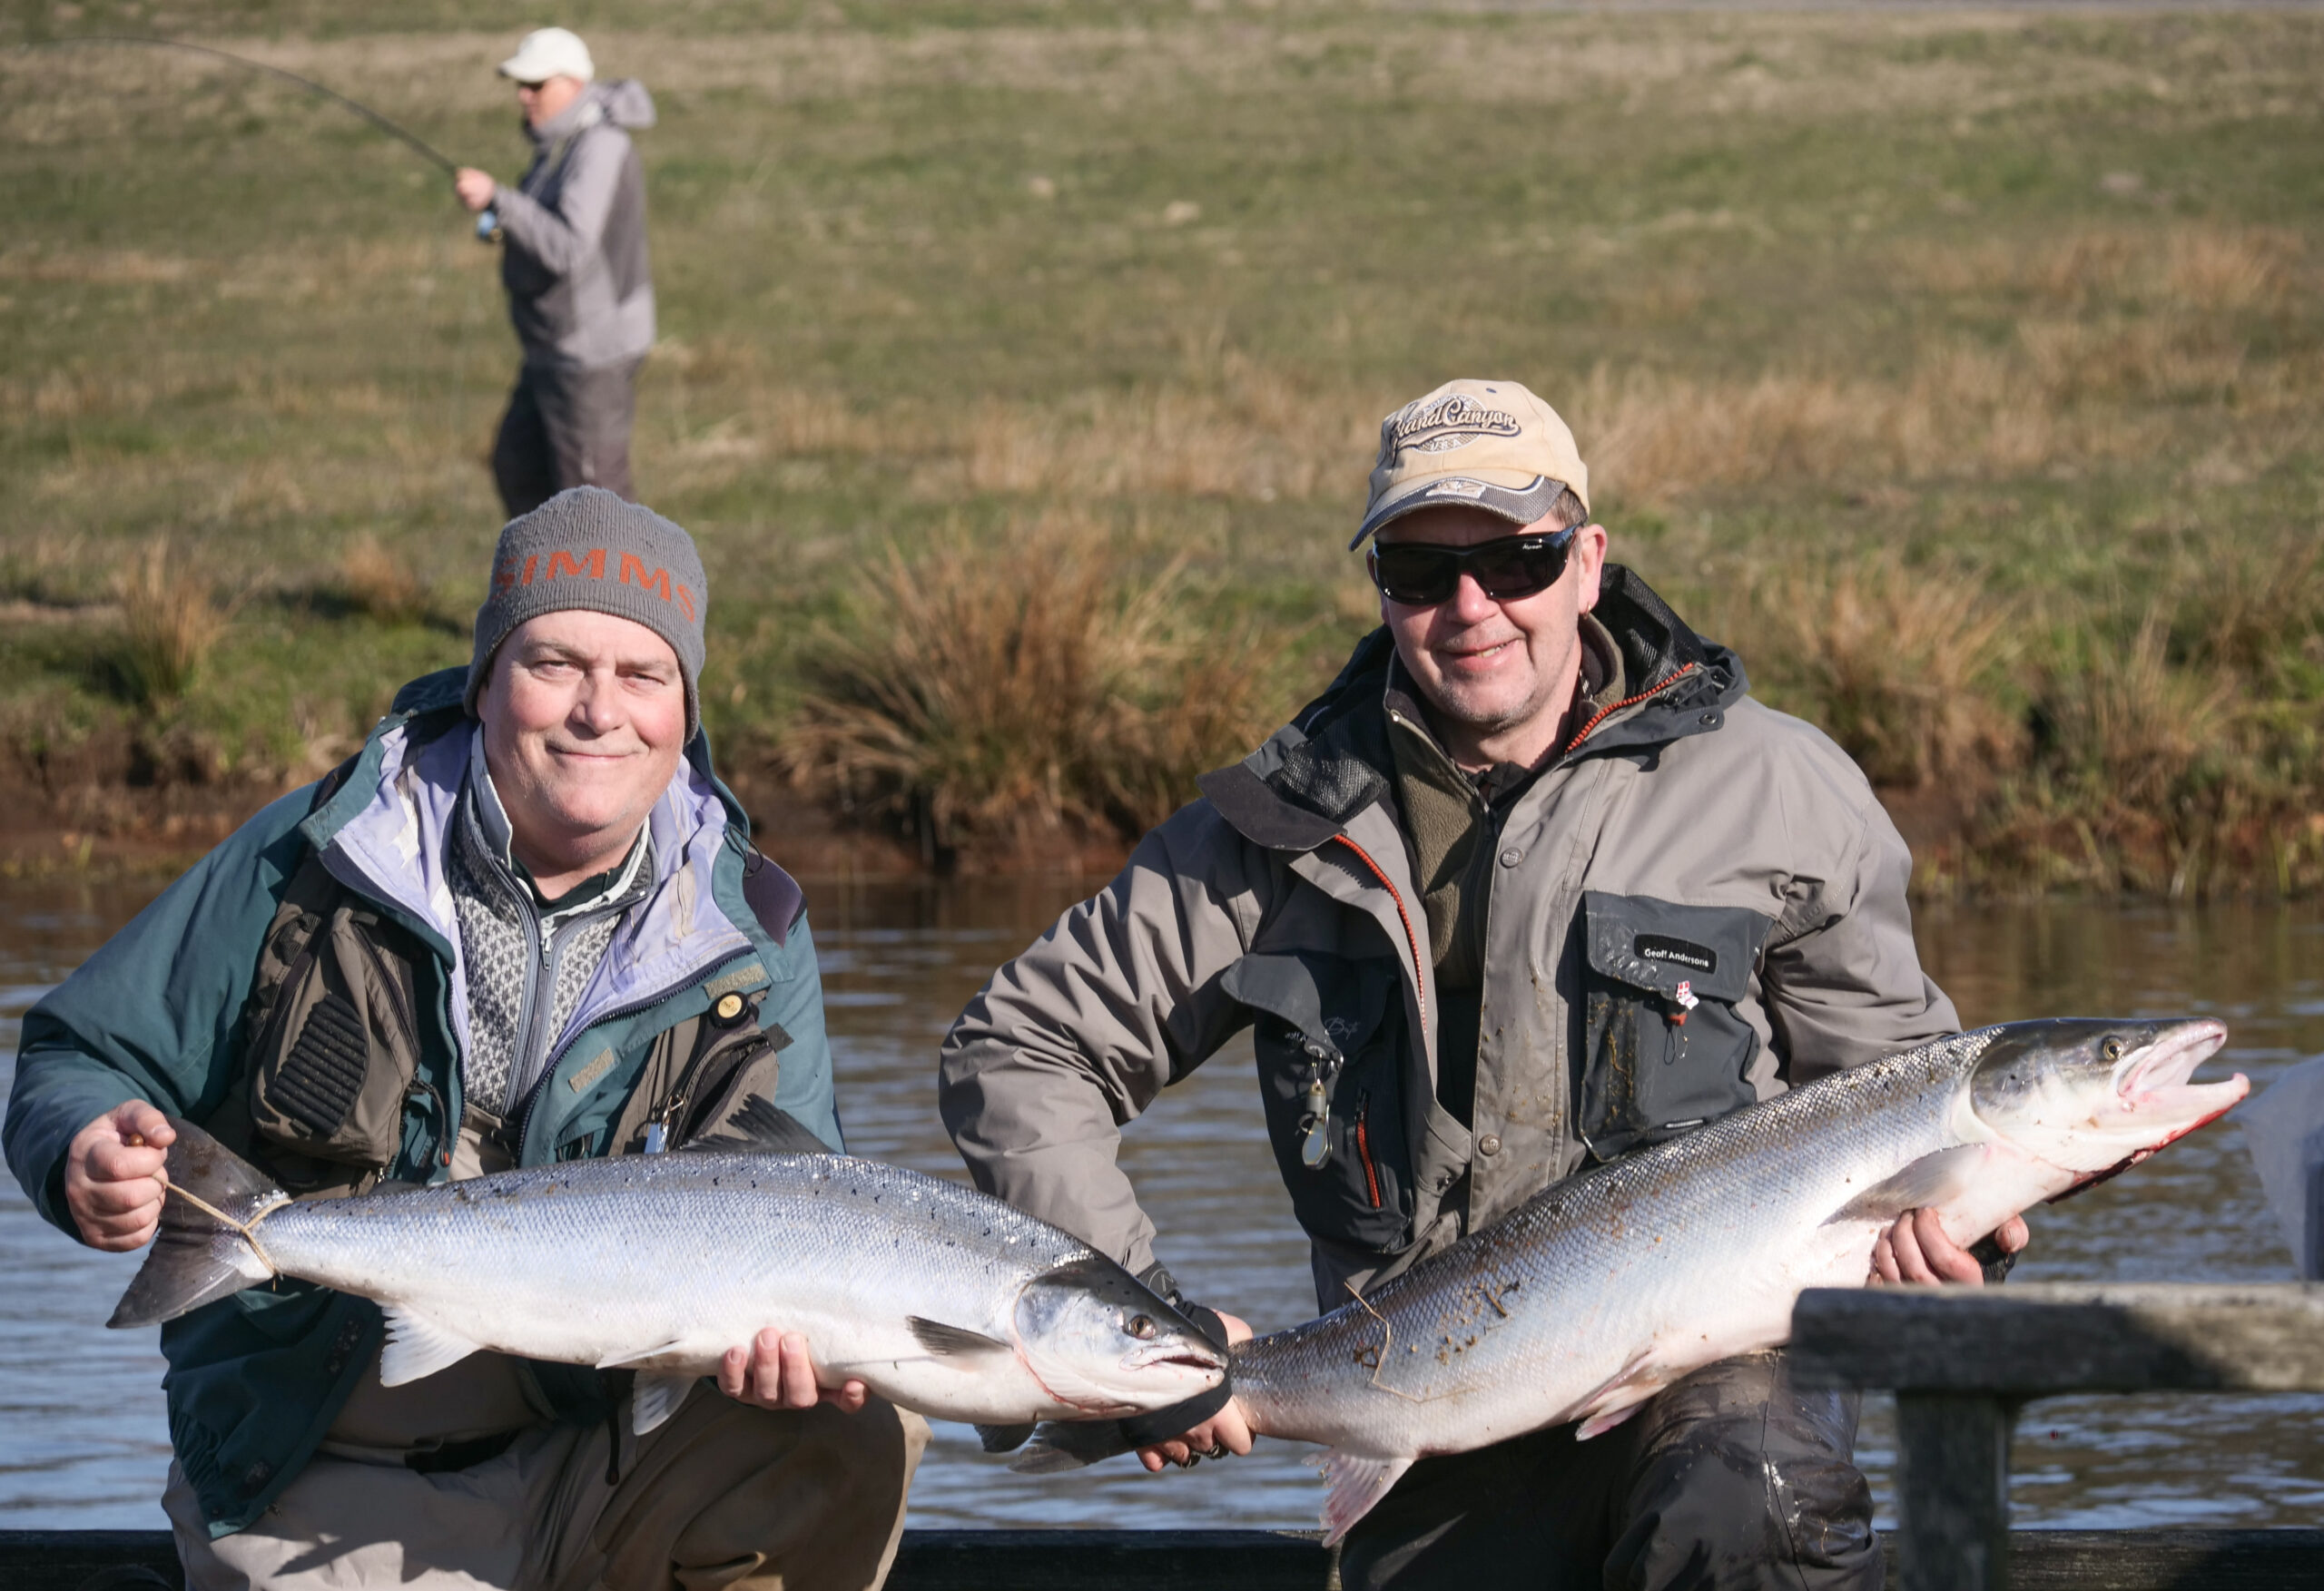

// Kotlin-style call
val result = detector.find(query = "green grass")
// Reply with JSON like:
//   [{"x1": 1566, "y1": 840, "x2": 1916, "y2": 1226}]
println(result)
[{"x1": 4, "y1": 4, "x2": 2321, "y2": 889}]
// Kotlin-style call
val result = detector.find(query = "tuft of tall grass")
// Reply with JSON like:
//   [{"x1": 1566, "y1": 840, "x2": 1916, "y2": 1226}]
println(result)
[
  {"x1": 1751, "y1": 555, "x2": 2021, "y2": 790},
  {"x1": 109, "y1": 542, "x2": 225, "y2": 707},
  {"x1": 337, "y1": 534, "x2": 432, "y2": 626},
  {"x1": 779, "y1": 525, "x2": 1288, "y2": 860}
]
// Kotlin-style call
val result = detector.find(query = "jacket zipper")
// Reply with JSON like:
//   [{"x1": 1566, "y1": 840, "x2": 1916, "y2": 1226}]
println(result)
[
  {"x1": 510, "y1": 945, "x2": 757, "y2": 1162},
  {"x1": 1328, "y1": 834, "x2": 1427, "y2": 1026},
  {"x1": 1354, "y1": 1091, "x2": 1384, "y2": 1210},
  {"x1": 1560, "y1": 662, "x2": 1701, "y2": 758}
]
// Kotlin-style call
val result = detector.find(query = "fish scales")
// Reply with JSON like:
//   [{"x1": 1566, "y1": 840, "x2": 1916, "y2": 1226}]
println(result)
[
  {"x1": 114, "y1": 1125, "x2": 1229, "y2": 1434},
  {"x1": 262, "y1": 1154, "x2": 1083, "y2": 1387},
  {"x1": 1013, "y1": 1018, "x2": 2245, "y2": 1542},
  {"x1": 1233, "y1": 1033, "x2": 1975, "y2": 1461}
]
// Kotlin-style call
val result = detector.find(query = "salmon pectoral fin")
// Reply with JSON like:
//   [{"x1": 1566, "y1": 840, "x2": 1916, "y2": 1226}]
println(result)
[
  {"x1": 1824, "y1": 1145, "x2": 1988, "y2": 1226},
  {"x1": 1569, "y1": 1351, "x2": 1673, "y2": 1441},
  {"x1": 1322, "y1": 1452, "x2": 1415, "y2": 1544},
  {"x1": 379, "y1": 1306, "x2": 484, "y2": 1387},
  {"x1": 907, "y1": 1316, "x2": 1013, "y2": 1357},
  {"x1": 1575, "y1": 1398, "x2": 1653, "y2": 1441},
  {"x1": 976, "y1": 1422, "x2": 1037, "y2": 1454},
  {"x1": 633, "y1": 1372, "x2": 698, "y2": 1435}
]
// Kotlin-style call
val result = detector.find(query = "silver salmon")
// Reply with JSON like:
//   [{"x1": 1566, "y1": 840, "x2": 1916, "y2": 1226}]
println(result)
[
  {"x1": 1017, "y1": 1017, "x2": 2245, "y2": 1539},
  {"x1": 113, "y1": 1115, "x2": 1226, "y2": 1436}
]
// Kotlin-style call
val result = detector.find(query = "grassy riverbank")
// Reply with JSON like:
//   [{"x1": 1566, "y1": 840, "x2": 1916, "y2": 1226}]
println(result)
[{"x1": 4, "y1": 4, "x2": 2321, "y2": 889}]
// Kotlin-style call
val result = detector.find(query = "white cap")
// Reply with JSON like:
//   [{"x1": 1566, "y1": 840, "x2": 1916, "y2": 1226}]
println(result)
[{"x1": 498, "y1": 27, "x2": 595, "y2": 85}]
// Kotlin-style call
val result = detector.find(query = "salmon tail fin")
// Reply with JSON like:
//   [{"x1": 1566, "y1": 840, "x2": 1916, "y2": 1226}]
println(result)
[
  {"x1": 1320, "y1": 1451, "x2": 1414, "y2": 1544},
  {"x1": 1007, "y1": 1419, "x2": 1139, "y2": 1474},
  {"x1": 108, "y1": 1116, "x2": 286, "y2": 1329}
]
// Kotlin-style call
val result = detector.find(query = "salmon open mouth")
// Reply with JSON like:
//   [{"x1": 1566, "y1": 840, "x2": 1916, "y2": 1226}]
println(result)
[
  {"x1": 1120, "y1": 1344, "x2": 1229, "y2": 1375},
  {"x1": 2119, "y1": 1018, "x2": 2243, "y2": 1120}
]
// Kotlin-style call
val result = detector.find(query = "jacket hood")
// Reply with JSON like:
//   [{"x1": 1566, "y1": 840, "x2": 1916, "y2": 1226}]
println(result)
[
  {"x1": 1197, "y1": 565, "x2": 1748, "y2": 852},
  {"x1": 530, "y1": 78, "x2": 655, "y2": 144}
]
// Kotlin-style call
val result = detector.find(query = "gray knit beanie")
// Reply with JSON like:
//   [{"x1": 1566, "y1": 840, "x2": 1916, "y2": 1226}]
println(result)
[{"x1": 467, "y1": 487, "x2": 709, "y2": 736}]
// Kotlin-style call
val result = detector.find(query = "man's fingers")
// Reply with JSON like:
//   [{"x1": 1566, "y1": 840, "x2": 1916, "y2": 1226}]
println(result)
[
  {"x1": 1886, "y1": 1211, "x2": 1934, "y2": 1281},
  {"x1": 1997, "y1": 1214, "x2": 2031, "y2": 1254},
  {"x1": 825, "y1": 1380, "x2": 868, "y2": 1412},
  {"x1": 115, "y1": 1101, "x2": 174, "y2": 1145},
  {"x1": 84, "y1": 1142, "x2": 168, "y2": 1184},
  {"x1": 1912, "y1": 1209, "x2": 1986, "y2": 1284},
  {"x1": 777, "y1": 1332, "x2": 819, "y2": 1409},
  {"x1": 717, "y1": 1344, "x2": 750, "y2": 1400},
  {"x1": 1137, "y1": 1439, "x2": 1190, "y2": 1472},
  {"x1": 74, "y1": 1178, "x2": 165, "y2": 1217}
]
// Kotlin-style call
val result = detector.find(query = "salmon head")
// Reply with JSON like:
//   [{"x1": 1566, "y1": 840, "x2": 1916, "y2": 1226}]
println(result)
[
  {"x1": 1965, "y1": 1016, "x2": 2247, "y2": 1184},
  {"x1": 1011, "y1": 1258, "x2": 1229, "y2": 1418}
]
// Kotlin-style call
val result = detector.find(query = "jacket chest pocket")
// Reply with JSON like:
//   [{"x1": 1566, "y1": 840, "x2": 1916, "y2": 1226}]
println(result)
[
  {"x1": 1578, "y1": 891, "x2": 1773, "y2": 1164},
  {"x1": 243, "y1": 898, "x2": 425, "y2": 1191},
  {"x1": 1226, "y1": 952, "x2": 1414, "y2": 1254}
]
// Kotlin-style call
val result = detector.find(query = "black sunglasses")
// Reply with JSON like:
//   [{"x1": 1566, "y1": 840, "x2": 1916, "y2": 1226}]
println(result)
[{"x1": 1366, "y1": 527, "x2": 1578, "y2": 607}]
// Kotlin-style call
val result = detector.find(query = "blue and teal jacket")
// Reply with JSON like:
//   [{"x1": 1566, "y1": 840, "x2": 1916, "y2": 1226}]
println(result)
[{"x1": 1, "y1": 668, "x2": 840, "y2": 1536}]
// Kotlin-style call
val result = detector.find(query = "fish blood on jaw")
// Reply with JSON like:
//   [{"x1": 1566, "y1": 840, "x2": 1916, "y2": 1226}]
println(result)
[{"x1": 1006, "y1": 1017, "x2": 2245, "y2": 1545}]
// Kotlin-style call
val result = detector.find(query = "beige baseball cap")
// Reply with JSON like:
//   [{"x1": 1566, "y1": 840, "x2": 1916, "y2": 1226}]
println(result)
[
  {"x1": 498, "y1": 27, "x2": 596, "y2": 85},
  {"x1": 1351, "y1": 378, "x2": 1590, "y2": 550}
]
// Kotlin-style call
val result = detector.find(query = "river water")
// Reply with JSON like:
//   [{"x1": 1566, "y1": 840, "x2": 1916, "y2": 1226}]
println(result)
[{"x1": 3, "y1": 877, "x2": 2319, "y2": 1533}]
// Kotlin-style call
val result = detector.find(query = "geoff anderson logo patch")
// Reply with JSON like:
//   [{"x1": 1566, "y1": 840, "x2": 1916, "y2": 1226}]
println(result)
[
  {"x1": 1427, "y1": 477, "x2": 1492, "y2": 499},
  {"x1": 1383, "y1": 394, "x2": 1522, "y2": 461},
  {"x1": 1635, "y1": 934, "x2": 1716, "y2": 973}
]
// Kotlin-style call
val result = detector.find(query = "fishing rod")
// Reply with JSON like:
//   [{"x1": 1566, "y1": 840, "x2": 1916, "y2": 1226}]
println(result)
[{"x1": 25, "y1": 34, "x2": 500, "y2": 241}]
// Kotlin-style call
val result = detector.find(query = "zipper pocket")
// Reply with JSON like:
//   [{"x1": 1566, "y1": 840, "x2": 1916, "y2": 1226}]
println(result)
[{"x1": 1354, "y1": 1091, "x2": 1384, "y2": 1210}]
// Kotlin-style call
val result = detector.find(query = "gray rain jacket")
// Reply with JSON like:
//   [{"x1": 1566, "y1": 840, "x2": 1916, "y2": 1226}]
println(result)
[
  {"x1": 939, "y1": 568, "x2": 1959, "y2": 1310},
  {"x1": 496, "y1": 80, "x2": 656, "y2": 370}
]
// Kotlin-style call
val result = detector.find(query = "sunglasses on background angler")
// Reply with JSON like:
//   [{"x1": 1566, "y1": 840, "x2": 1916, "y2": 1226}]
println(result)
[{"x1": 1366, "y1": 526, "x2": 1580, "y2": 607}]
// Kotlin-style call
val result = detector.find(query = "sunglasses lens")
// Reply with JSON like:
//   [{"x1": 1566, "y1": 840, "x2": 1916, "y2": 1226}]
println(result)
[
  {"x1": 1370, "y1": 535, "x2": 1571, "y2": 605},
  {"x1": 1370, "y1": 546, "x2": 1459, "y2": 606},
  {"x1": 1469, "y1": 538, "x2": 1570, "y2": 600}
]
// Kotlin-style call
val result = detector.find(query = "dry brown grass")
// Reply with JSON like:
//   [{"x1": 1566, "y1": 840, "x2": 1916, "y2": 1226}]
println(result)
[
  {"x1": 337, "y1": 534, "x2": 432, "y2": 626},
  {"x1": 1752, "y1": 555, "x2": 2021, "y2": 791},
  {"x1": 111, "y1": 542, "x2": 227, "y2": 706},
  {"x1": 779, "y1": 522, "x2": 1287, "y2": 856}
]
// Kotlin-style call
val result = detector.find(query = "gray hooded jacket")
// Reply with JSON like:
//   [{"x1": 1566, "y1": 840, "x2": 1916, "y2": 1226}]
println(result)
[
  {"x1": 495, "y1": 80, "x2": 656, "y2": 370},
  {"x1": 939, "y1": 569, "x2": 1959, "y2": 1311}
]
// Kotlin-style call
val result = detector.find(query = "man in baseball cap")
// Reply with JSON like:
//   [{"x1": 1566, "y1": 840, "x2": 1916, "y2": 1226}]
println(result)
[
  {"x1": 939, "y1": 379, "x2": 2009, "y2": 1589},
  {"x1": 12, "y1": 489, "x2": 924, "y2": 1589},
  {"x1": 455, "y1": 28, "x2": 660, "y2": 517}
]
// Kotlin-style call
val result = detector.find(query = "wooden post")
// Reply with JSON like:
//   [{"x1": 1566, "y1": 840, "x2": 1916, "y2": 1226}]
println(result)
[{"x1": 1893, "y1": 1392, "x2": 2016, "y2": 1591}]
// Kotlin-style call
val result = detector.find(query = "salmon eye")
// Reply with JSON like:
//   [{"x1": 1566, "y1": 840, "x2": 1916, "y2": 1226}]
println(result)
[
  {"x1": 1126, "y1": 1314, "x2": 1157, "y2": 1340},
  {"x1": 2102, "y1": 1037, "x2": 2124, "y2": 1062}
]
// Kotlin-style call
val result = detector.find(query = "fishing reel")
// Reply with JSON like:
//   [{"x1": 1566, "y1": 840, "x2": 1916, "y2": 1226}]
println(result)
[{"x1": 476, "y1": 207, "x2": 504, "y2": 245}]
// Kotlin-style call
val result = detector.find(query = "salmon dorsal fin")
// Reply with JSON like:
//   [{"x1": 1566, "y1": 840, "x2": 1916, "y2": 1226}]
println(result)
[
  {"x1": 1824, "y1": 1145, "x2": 1987, "y2": 1225},
  {"x1": 1322, "y1": 1452, "x2": 1415, "y2": 1544}
]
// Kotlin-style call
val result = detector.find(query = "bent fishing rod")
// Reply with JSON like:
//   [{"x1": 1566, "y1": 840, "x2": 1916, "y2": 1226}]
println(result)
[{"x1": 23, "y1": 34, "x2": 501, "y2": 240}]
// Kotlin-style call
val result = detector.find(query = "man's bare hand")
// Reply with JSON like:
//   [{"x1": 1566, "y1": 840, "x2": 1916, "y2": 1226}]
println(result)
[
  {"x1": 453, "y1": 169, "x2": 498, "y2": 213},
  {"x1": 1870, "y1": 1208, "x2": 2029, "y2": 1285},
  {"x1": 64, "y1": 1102, "x2": 174, "y2": 1252},
  {"x1": 717, "y1": 1328, "x2": 868, "y2": 1413},
  {"x1": 1137, "y1": 1311, "x2": 1255, "y2": 1473}
]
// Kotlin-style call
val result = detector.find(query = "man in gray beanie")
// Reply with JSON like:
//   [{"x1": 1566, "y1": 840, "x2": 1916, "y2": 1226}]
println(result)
[{"x1": 8, "y1": 487, "x2": 925, "y2": 1590}]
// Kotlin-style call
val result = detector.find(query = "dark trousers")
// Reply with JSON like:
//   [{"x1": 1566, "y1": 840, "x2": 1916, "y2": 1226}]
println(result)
[
  {"x1": 1338, "y1": 1351, "x2": 1879, "y2": 1591},
  {"x1": 490, "y1": 358, "x2": 643, "y2": 516}
]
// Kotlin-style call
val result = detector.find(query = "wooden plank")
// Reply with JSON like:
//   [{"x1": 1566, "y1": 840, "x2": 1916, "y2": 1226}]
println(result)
[
  {"x1": 7, "y1": 1527, "x2": 2324, "y2": 1591},
  {"x1": 889, "y1": 1529, "x2": 1329, "y2": 1590},
  {"x1": 1791, "y1": 1283, "x2": 2324, "y2": 1395},
  {"x1": 1893, "y1": 1394, "x2": 2016, "y2": 1591}
]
